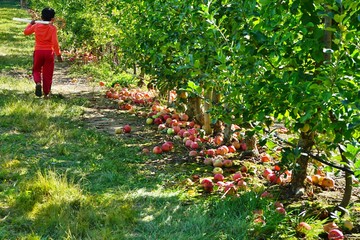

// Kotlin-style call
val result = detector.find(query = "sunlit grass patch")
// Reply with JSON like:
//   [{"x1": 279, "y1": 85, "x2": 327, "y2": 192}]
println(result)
[{"x1": 6, "y1": 170, "x2": 136, "y2": 239}]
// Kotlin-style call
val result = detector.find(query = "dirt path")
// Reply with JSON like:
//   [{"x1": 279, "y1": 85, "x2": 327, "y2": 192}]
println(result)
[{"x1": 51, "y1": 62, "x2": 157, "y2": 140}]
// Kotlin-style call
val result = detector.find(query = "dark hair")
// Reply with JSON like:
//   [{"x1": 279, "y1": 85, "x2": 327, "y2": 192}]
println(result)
[{"x1": 41, "y1": 7, "x2": 55, "y2": 21}]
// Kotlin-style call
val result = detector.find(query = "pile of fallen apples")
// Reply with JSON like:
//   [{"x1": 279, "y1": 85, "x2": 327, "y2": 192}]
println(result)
[
  {"x1": 103, "y1": 84, "x2": 157, "y2": 109},
  {"x1": 103, "y1": 84, "x2": 349, "y2": 239}
]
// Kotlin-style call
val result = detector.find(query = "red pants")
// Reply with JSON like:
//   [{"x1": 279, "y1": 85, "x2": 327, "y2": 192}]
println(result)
[{"x1": 33, "y1": 50, "x2": 55, "y2": 95}]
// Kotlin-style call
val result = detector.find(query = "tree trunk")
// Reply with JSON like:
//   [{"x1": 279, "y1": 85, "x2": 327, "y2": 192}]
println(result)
[
  {"x1": 137, "y1": 67, "x2": 145, "y2": 88},
  {"x1": 223, "y1": 123, "x2": 232, "y2": 145},
  {"x1": 203, "y1": 88, "x2": 213, "y2": 135},
  {"x1": 212, "y1": 92, "x2": 222, "y2": 135},
  {"x1": 186, "y1": 96, "x2": 203, "y2": 125},
  {"x1": 291, "y1": 131, "x2": 315, "y2": 195},
  {"x1": 337, "y1": 140, "x2": 353, "y2": 211}
]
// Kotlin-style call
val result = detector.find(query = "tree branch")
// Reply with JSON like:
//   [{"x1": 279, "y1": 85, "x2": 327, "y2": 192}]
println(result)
[{"x1": 272, "y1": 132, "x2": 354, "y2": 175}]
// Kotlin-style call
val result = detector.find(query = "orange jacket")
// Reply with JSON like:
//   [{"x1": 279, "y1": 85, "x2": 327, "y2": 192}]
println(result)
[{"x1": 24, "y1": 23, "x2": 61, "y2": 56}]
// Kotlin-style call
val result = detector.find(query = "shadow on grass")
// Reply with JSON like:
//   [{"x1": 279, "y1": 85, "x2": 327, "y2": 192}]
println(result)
[{"x1": 0, "y1": 88, "x2": 171, "y2": 192}]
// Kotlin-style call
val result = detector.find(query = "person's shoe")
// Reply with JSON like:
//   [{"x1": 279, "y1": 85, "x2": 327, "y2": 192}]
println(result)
[{"x1": 35, "y1": 84, "x2": 42, "y2": 97}]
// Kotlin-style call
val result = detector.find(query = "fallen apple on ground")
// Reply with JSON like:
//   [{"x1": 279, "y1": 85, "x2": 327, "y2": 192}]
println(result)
[
  {"x1": 122, "y1": 124, "x2": 131, "y2": 133},
  {"x1": 296, "y1": 222, "x2": 312, "y2": 232}
]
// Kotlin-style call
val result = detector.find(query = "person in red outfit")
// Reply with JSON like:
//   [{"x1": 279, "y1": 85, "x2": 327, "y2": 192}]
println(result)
[{"x1": 24, "y1": 7, "x2": 62, "y2": 98}]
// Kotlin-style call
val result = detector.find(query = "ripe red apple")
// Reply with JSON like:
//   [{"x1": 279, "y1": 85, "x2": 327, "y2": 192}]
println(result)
[
  {"x1": 189, "y1": 150, "x2": 198, "y2": 157},
  {"x1": 182, "y1": 131, "x2": 191, "y2": 138},
  {"x1": 275, "y1": 207, "x2": 286, "y2": 215},
  {"x1": 122, "y1": 124, "x2": 131, "y2": 133},
  {"x1": 190, "y1": 141, "x2": 199, "y2": 149},
  {"x1": 260, "y1": 191, "x2": 273, "y2": 198},
  {"x1": 161, "y1": 142, "x2": 172, "y2": 152},
  {"x1": 205, "y1": 149, "x2": 216, "y2": 156},
  {"x1": 158, "y1": 123, "x2": 166, "y2": 131},
  {"x1": 273, "y1": 165, "x2": 281, "y2": 171},
  {"x1": 187, "y1": 128, "x2": 197, "y2": 135},
  {"x1": 223, "y1": 159, "x2": 233, "y2": 168},
  {"x1": 261, "y1": 153, "x2": 272, "y2": 162},
  {"x1": 240, "y1": 165, "x2": 248, "y2": 173},
  {"x1": 263, "y1": 168, "x2": 273, "y2": 178},
  {"x1": 216, "y1": 145, "x2": 229, "y2": 155},
  {"x1": 214, "y1": 135, "x2": 223, "y2": 145},
  {"x1": 328, "y1": 229, "x2": 344, "y2": 240},
  {"x1": 274, "y1": 201, "x2": 284, "y2": 208},
  {"x1": 172, "y1": 113, "x2": 180, "y2": 120},
  {"x1": 240, "y1": 142, "x2": 247, "y2": 151},
  {"x1": 171, "y1": 119, "x2": 178, "y2": 126},
  {"x1": 228, "y1": 145, "x2": 236, "y2": 153},
  {"x1": 296, "y1": 222, "x2": 312, "y2": 232},
  {"x1": 177, "y1": 129, "x2": 186, "y2": 137},
  {"x1": 232, "y1": 172, "x2": 243, "y2": 181},
  {"x1": 154, "y1": 117, "x2": 163, "y2": 125},
  {"x1": 172, "y1": 125, "x2": 181, "y2": 134},
  {"x1": 153, "y1": 146, "x2": 162, "y2": 154},
  {"x1": 237, "y1": 179, "x2": 247, "y2": 190},
  {"x1": 180, "y1": 113, "x2": 189, "y2": 121},
  {"x1": 223, "y1": 182, "x2": 236, "y2": 194},
  {"x1": 266, "y1": 173, "x2": 278, "y2": 184},
  {"x1": 187, "y1": 121, "x2": 195, "y2": 128},
  {"x1": 213, "y1": 173, "x2": 224, "y2": 182},
  {"x1": 185, "y1": 139, "x2": 193, "y2": 147},
  {"x1": 201, "y1": 178, "x2": 214, "y2": 193}
]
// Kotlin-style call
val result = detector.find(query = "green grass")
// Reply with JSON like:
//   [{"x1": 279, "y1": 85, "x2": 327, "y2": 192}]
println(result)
[
  {"x1": 0, "y1": 2, "x2": 331, "y2": 240},
  {"x1": 0, "y1": 2, "x2": 33, "y2": 73}
]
